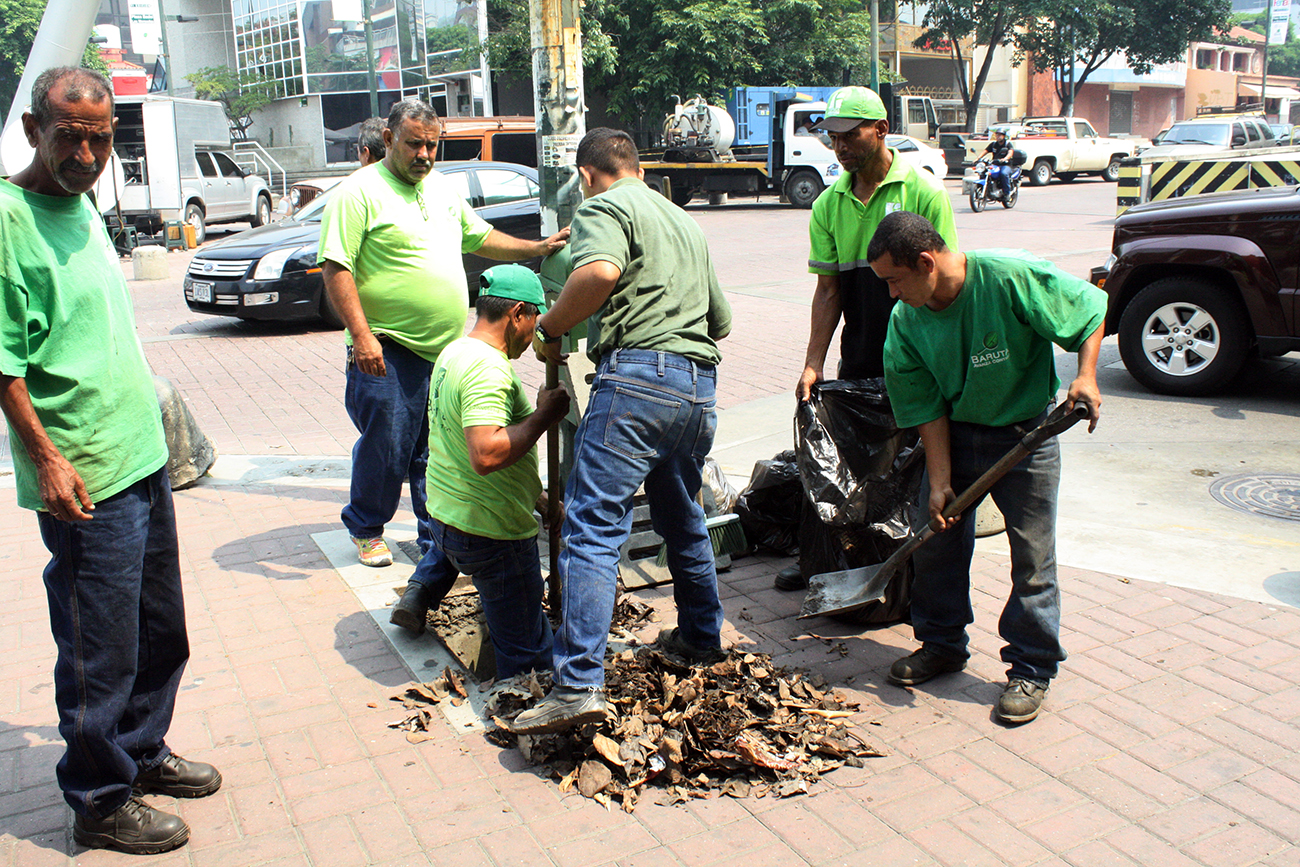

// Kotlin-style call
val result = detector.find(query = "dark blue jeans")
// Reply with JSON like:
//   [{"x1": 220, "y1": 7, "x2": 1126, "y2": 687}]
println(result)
[
  {"x1": 37, "y1": 466, "x2": 189, "y2": 819},
  {"x1": 343, "y1": 338, "x2": 455, "y2": 594},
  {"x1": 429, "y1": 520, "x2": 552, "y2": 678},
  {"x1": 552, "y1": 349, "x2": 723, "y2": 688},
  {"x1": 910, "y1": 409, "x2": 1066, "y2": 685}
]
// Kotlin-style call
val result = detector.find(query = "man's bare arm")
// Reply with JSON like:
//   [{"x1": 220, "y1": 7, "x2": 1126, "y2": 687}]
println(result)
[
  {"x1": 0, "y1": 375, "x2": 93, "y2": 520},
  {"x1": 476, "y1": 227, "x2": 569, "y2": 262},
  {"x1": 322, "y1": 260, "x2": 385, "y2": 377},
  {"x1": 1066, "y1": 324, "x2": 1104, "y2": 433},
  {"x1": 463, "y1": 385, "x2": 571, "y2": 475},
  {"x1": 798, "y1": 273, "x2": 843, "y2": 401}
]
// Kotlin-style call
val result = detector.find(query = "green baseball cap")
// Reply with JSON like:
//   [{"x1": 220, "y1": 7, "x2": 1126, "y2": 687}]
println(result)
[
  {"x1": 479, "y1": 264, "x2": 547, "y2": 312},
  {"x1": 812, "y1": 86, "x2": 888, "y2": 133}
]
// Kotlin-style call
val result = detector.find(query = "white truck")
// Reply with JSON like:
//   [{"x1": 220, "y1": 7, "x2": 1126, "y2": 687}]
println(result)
[{"x1": 963, "y1": 116, "x2": 1148, "y2": 186}]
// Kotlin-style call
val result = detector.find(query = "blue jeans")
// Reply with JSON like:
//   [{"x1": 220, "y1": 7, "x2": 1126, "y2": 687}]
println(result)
[
  {"x1": 910, "y1": 409, "x2": 1065, "y2": 685},
  {"x1": 343, "y1": 338, "x2": 455, "y2": 594},
  {"x1": 990, "y1": 163, "x2": 1013, "y2": 199},
  {"x1": 37, "y1": 467, "x2": 189, "y2": 819},
  {"x1": 552, "y1": 349, "x2": 724, "y2": 688},
  {"x1": 430, "y1": 520, "x2": 552, "y2": 678}
]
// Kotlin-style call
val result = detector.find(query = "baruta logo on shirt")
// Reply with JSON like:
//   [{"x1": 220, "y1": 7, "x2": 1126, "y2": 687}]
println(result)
[{"x1": 971, "y1": 331, "x2": 1009, "y2": 368}]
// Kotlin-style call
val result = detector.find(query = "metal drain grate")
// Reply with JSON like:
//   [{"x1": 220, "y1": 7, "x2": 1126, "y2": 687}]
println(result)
[{"x1": 1208, "y1": 473, "x2": 1300, "y2": 522}]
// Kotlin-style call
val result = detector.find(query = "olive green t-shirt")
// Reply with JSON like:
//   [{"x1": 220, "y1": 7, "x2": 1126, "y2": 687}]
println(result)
[
  {"x1": 884, "y1": 249, "x2": 1107, "y2": 429},
  {"x1": 0, "y1": 181, "x2": 167, "y2": 511},
  {"x1": 427, "y1": 337, "x2": 540, "y2": 540},
  {"x1": 318, "y1": 163, "x2": 493, "y2": 361},
  {"x1": 569, "y1": 177, "x2": 731, "y2": 365}
]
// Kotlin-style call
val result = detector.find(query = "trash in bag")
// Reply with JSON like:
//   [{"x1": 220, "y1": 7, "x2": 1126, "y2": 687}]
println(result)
[
  {"x1": 734, "y1": 450, "x2": 802, "y2": 556},
  {"x1": 795, "y1": 379, "x2": 924, "y2": 624},
  {"x1": 702, "y1": 457, "x2": 740, "y2": 515}
]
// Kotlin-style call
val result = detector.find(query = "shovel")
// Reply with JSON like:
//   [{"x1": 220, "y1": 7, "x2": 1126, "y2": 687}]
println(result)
[{"x1": 798, "y1": 402, "x2": 1089, "y2": 620}]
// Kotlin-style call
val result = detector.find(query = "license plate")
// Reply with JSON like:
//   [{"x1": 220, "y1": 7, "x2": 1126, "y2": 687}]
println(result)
[{"x1": 191, "y1": 281, "x2": 213, "y2": 303}]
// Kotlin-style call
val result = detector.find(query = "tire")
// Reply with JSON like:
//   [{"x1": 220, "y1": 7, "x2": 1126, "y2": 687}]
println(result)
[
  {"x1": 1117, "y1": 277, "x2": 1251, "y2": 396},
  {"x1": 784, "y1": 170, "x2": 824, "y2": 209},
  {"x1": 969, "y1": 186, "x2": 986, "y2": 212},
  {"x1": 1029, "y1": 159, "x2": 1052, "y2": 186},
  {"x1": 252, "y1": 194, "x2": 272, "y2": 227},
  {"x1": 318, "y1": 286, "x2": 345, "y2": 329},
  {"x1": 184, "y1": 203, "x2": 206, "y2": 246},
  {"x1": 1102, "y1": 157, "x2": 1122, "y2": 183},
  {"x1": 1056, "y1": 172, "x2": 1078, "y2": 183},
  {"x1": 669, "y1": 184, "x2": 694, "y2": 207}
]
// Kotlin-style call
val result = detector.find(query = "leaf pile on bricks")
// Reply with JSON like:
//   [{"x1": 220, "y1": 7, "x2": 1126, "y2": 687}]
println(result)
[
  {"x1": 486, "y1": 648, "x2": 884, "y2": 811},
  {"x1": 387, "y1": 667, "x2": 469, "y2": 743}
]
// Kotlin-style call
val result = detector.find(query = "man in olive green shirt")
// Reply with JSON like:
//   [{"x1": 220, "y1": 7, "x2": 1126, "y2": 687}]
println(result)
[
  {"x1": 426, "y1": 265, "x2": 569, "y2": 677},
  {"x1": 509, "y1": 128, "x2": 732, "y2": 735}
]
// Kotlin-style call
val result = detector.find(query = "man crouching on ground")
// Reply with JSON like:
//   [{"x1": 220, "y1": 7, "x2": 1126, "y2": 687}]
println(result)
[{"x1": 868, "y1": 210, "x2": 1105, "y2": 725}]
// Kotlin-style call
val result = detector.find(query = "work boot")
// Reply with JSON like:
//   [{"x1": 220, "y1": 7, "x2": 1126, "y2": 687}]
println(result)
[
  {"x1": 774, "y1": 565, "x2": 807, "y2": 592},
  {"x1": 73, "y1": 798, "x2": 190, "y2": 855},
  {"x1": 506, "y1": 686, "x2": 608, "y2": 735},
  {"x1": 390, "y1": 582, "x2": 430, "y2": 634},
  {"x1": 996, "y1": 678, "x2": 1049, "y2": 724},
  {"x1": 887, "y1": 646, "x2": 966, "y2": 686},
  {"x1": 134, "y1": 753, "x2": 222, "y2": 798},
  {"x1": 655, "y1": 627, "x2": 727, "y2": 665}
]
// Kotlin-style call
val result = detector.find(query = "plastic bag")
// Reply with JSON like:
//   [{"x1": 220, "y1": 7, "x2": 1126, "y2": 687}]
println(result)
[
  {"x1": 734, "y1": 450, "x2": 802, "y2": 556},
  {"x1": 795, "y1": 379, "x2": 924, "y2": 624},
  {"x1": 702, "y1": 456, "x2": 740, "y2": 515}
]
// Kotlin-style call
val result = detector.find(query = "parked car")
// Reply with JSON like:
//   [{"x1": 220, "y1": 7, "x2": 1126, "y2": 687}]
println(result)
[
  {"x1": 1090, "y1": 184, "x2": 1300, "y2": 395},
  {"x1": 886, "y1": 134, "x2": 949, "y2": 177},
  {"x1": 1148, "y1": 114, "x2": 1276, "y2": 151},
  {"x1": 183, "y1": 161, "x2": 543, "y2": 327},
  {"x1": 1270, "y1": 122, "x2": 1295, "y2": 146}
]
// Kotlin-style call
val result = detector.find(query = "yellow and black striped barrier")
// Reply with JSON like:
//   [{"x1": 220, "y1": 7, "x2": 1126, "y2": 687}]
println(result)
[{"x1": 1117, "y1": 153, "x2": 1300, "y2": 216}]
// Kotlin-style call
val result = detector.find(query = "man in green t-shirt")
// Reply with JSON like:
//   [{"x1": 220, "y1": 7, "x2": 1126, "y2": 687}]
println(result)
[
  {"x1": 869, "y1": 211, "x2": 1105, "y2": 725},
  {"x1": 318, "y1": 98, "x2": 567, "y2": 636},
  {"x1": 508, "y1": 129, "x2": 733, "y2": 735},
  {"x1": 426, "y1": 265, "x2": 570, "y2": 677},
  {"x1": 0, "y1": 67, "x2": 219, "y2": 855}
]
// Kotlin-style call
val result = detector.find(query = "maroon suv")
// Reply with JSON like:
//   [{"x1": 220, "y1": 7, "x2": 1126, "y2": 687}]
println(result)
[{"x1": 1091, "y1": 185, "x2": 1300, "y2": 395}]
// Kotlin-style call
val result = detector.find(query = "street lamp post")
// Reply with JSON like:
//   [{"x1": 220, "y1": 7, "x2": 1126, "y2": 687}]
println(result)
[{"x1": 156, "y1": 1, "x2": 198, "y2": 97}]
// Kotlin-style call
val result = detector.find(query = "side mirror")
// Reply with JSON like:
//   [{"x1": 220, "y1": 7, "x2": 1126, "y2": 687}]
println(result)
[{"x1": 1232, "y1": 133, "x2": 1246, "y2": 147}]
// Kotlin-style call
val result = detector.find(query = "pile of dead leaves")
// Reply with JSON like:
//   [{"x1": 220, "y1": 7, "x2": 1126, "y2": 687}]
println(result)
[
  {"x1": 387, "y1": 667, "x2": 469, "y2": 743},
  {"x1": 487, "y1": 647, "x2": 883, "y2": 811}
]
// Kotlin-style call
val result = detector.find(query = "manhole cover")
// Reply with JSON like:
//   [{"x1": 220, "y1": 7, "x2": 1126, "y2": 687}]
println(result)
[{"x1": 1208, "y1": 473, "x2": 1300, "y2": 522}]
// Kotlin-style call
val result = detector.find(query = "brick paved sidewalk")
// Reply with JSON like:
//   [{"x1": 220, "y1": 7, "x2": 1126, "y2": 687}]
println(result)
[{"x1": 3, "y1": 470, "x2": 1299, "y2": 867}]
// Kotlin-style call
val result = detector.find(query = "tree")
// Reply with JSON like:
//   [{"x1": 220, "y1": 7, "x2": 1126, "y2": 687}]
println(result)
[
  {"x1": 185, "y1": 65, "x2": 277, "y2": 141},
  {"x1": 0, "y1": 0, "x2": 108, "y2": 117},
  {"x1": 427, "y1": 24, "x2": 481, "y2": 76},
  {"x1": 916, "y1": 0, "x2": 1040, "y2": 133},
  {"x1": 1015, "y1": 0, "x2": 1232, "y2": 116}
]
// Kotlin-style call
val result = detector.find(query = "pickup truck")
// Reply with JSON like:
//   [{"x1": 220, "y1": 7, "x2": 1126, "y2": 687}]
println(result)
[{"x1": 964, "y1": 117, "x2": 1147, "y2": 186}]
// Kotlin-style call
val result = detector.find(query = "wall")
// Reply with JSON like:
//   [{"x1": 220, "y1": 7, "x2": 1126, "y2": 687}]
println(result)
[
  {"x1": 1185, "y1": 68, "x2": 1240, "y2": 117},
  {"x1": 1026, "y1": 61, "x2": 1060, "y2": 116},
  {"x1": 163, "y1": 0, "x2": 236, "y2": 99},
  {"x1": 248, "y1": 97, "x2": 326, "y2": 172}
]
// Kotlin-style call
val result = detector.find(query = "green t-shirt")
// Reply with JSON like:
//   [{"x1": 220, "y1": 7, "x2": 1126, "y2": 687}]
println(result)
[
  {"x1": 0, "y1": 181, "x2": 167, "y2": 511},
  {"x1": 318, "y1": 163, "x2": 493, "y2": 361},
  {"x1": 569, "y1": 177, "x2": 731, "y2": 365},
  {"x1": 807, "y1": 150, "x2": 958, "y2": 379},
  {"x1": 883, "y1": 250, "x2": 1107, "y2": 429},
  {"x1": 426, "y1": 337, "x2": 540, "y2": 540}
]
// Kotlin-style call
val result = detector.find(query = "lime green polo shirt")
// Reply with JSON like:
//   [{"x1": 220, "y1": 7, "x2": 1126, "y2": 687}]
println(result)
[
  {"x1": 569, "y1": 177, "x2": 731, "y2": 366},
  {"x1": 427, "y1": 337, "x2": 541, "y2": 540},
  {"x1": 884, "y1": 250, "x2": 1107, "y2": 429},
  {"x1": 807, "y1": 150, "x2": 957, "y2": 379},
  {"x1": 318, "y1": 163, "x2": 493, "y2": 362},
  {"x1": 0, "y1": 181, "x2": 167, "y2": 511}
]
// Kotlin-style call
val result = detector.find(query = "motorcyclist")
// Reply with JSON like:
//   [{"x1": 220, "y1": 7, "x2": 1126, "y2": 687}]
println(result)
[{"x1": 982, "y1": 129, "x2": 1015, "y2": 200}]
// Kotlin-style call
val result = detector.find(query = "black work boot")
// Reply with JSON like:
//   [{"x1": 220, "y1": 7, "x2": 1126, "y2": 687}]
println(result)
[
  {"x1": 390, "y1": 581, "x2": 430, "y2": 634},
  {"x1": 74, "y1": 798, "x2": 190, "y2": 855}
]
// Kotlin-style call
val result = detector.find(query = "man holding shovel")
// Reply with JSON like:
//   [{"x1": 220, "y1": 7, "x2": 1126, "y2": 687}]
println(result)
[{"x1": 868, "y1": 211, "x2": 1105, "y2": 724}]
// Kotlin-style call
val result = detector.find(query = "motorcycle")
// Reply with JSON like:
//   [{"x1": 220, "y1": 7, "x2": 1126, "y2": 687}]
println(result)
[{"x1": 966, "y1": 154, "x2": 1024, "y2": 212}]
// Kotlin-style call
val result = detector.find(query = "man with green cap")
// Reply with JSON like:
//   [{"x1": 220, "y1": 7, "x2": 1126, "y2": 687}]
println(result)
[
  {"x1": 423, "y1": 264, "x2": 571, "y2": 677},
  {"x1": 778, "y1": 85, "x2": 958, "y2": 592}
]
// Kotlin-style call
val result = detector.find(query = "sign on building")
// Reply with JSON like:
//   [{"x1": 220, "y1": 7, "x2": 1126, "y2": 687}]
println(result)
[
  {"x1": 1269, "y1": 0, "x2": 1291, "y2": 45},
  {"x1": 128, "y1": 0, "x2": 161, "y2": 56}
]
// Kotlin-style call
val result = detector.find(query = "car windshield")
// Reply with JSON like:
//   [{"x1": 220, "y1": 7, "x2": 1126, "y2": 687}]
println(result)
[
  {"x1": 1163, "y1": 123, "x2": 1231, "y2": 146},
  {"x1": 297, "y1": 194, "x2": 331, "y2": 223}
]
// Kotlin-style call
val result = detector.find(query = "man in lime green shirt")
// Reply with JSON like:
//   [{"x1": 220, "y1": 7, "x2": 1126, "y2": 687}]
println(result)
[
  {"x1": 426, "y1": 265, "x2": 570, "y2": 677},
  {"x1": 1, "y1": 67, "x2": 219, "y2": 855},
  {"x1": 870, "y1": 211, "x2": 1105, "y2": 725},
  {"x1": 318, "y1": 98, "x2": 566, "y2": 635}
]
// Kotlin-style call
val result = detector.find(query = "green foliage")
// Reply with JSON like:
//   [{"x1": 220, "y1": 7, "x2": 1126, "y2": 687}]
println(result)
[
  {"x1": 185, "y1": 65, "x2": 277, "y2": 140},
  {"x1": 0, "y1": 0, "x2": 111, "y2": 115},
  {"x1": 427, "y1": 24, "x2": 481, "y2": 76},
  {"x1": 1015, "y1": 0, "x2": 1232, "y2": 114}
]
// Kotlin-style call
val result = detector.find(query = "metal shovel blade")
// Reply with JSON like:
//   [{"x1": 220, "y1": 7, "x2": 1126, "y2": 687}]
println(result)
[{"x1": 798, "y1": 558, "x2": 903, "y2": 620}]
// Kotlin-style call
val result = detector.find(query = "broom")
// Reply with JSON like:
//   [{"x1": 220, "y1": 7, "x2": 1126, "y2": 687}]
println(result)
[{"x1": 655, "y1": 513, "x2": 748, "y2": 567}]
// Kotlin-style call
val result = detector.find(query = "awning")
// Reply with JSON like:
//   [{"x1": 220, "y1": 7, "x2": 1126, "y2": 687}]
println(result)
[{"x1": 1239, "y1": 82, "x2": 1300, "y2": 99}]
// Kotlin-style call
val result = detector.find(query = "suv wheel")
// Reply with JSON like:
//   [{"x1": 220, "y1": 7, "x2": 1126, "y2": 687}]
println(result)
[
  {"x1": 1102, "y1": 157, "x2": 1123, "y2": 182},
  {"x1": 1029, "y1": 159, "x2": 1052, "y2": 186},
  {"x1": 184, "y1": 203, "x2": 206, "y2": 246},
  {"x1": 1117, "y1": 277, "x2": 1251, "y2": 396},
  {"x1": 252, "y1": 194, "x2": 272, "y2": 227}
]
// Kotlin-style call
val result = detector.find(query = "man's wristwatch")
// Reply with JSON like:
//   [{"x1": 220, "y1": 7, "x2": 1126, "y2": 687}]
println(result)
[{"x1": 535, "y1": 322, "x2": 562, "y2": 344}]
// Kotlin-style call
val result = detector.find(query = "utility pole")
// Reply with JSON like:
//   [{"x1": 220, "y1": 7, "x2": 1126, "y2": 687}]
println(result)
[
  {"x1": 529, "y1": 0, "x2": 585, "y2": 610},
  {"x1": 364, "y1": 0, "x2": 379, "y2": 118},
  {"x1": 870, "y1": 0, "x2": 880, "y2": 91}
]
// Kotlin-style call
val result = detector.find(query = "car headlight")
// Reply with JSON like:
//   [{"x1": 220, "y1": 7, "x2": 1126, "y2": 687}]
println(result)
[
  {"x1": 1102, "y1": 252, "x2": 1117, "y2": 272},
  {"x1": 252, "y1": 245, "x2": 309, "y2": 281}
]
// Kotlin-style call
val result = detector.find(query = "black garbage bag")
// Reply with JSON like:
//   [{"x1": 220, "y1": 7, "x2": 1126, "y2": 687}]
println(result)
[
  {"x1": 795, "y1": 379, "x2": 924, "y2": 624},
  {"x1": 734, "y1": 450, "x2": 802, "y2": 556}
]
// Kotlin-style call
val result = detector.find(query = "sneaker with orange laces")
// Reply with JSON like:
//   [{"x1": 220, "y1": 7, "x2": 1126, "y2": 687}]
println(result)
[{"x1": 352, "y1": 536, "x2": 393, "y2": 567}]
